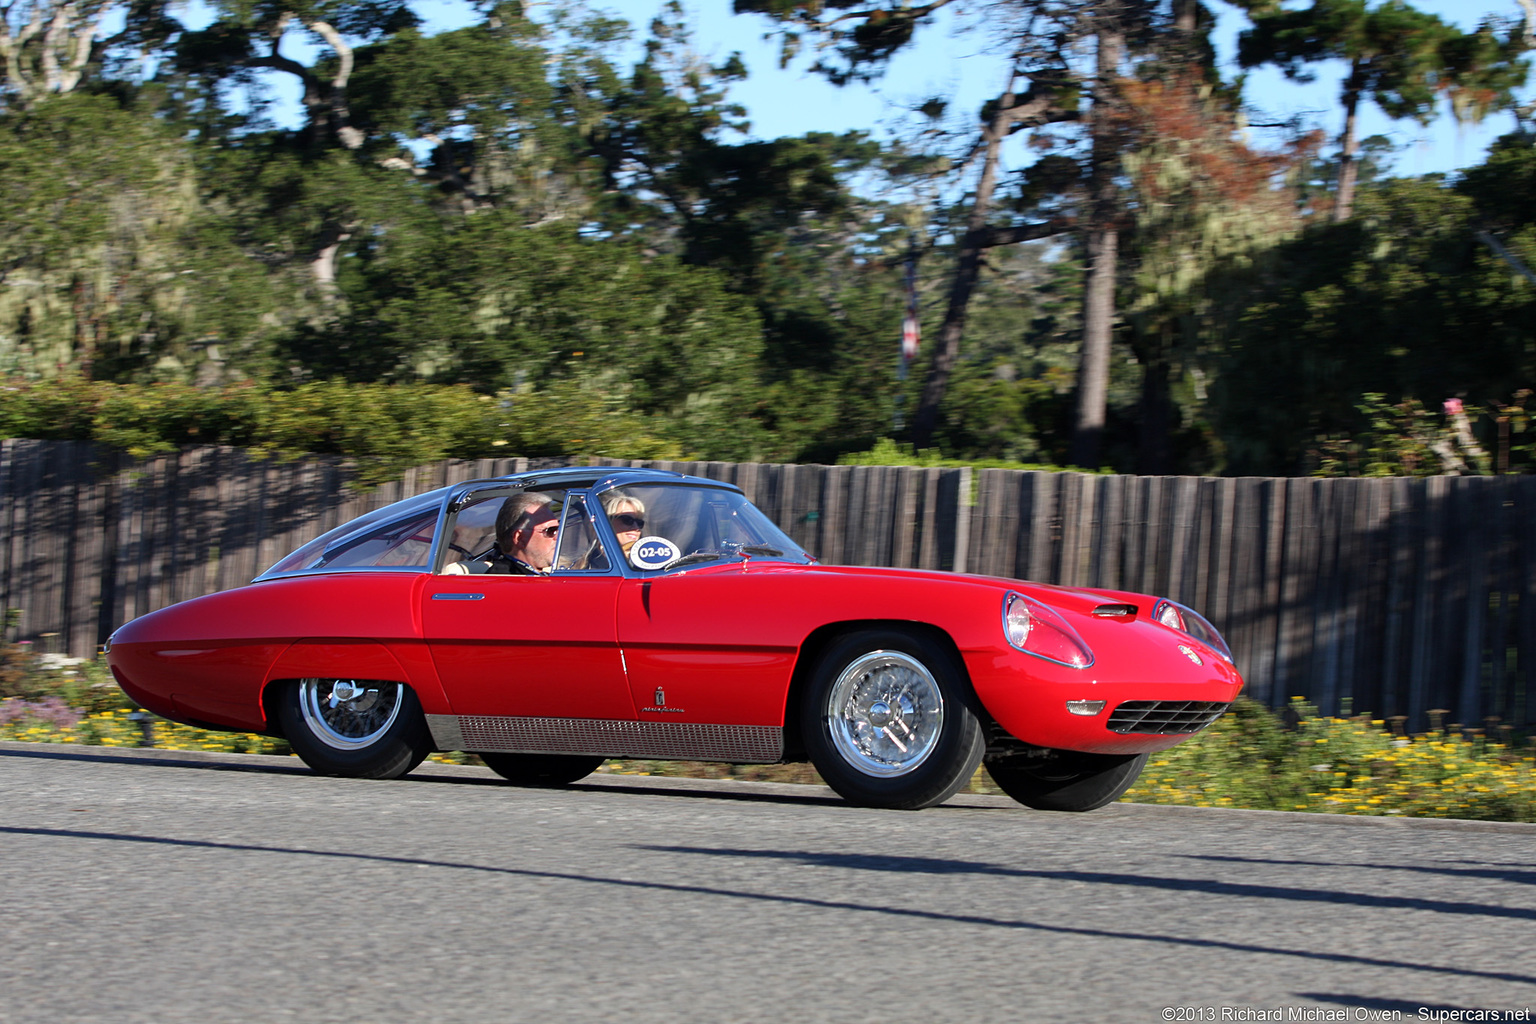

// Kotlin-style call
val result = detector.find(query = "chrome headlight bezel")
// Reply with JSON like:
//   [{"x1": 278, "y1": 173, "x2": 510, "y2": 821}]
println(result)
[
  {"x1": 1002, "y1": 592, "x2": 1095, "y2": 669},
  {"x1": 1151, "y1": 598, "x2": 1234, "y2": 664}
]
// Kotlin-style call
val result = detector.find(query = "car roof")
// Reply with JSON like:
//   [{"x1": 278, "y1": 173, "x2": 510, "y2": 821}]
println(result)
[
  {"x1": 254, "y1": 465, "x2": 747, "y2": 581},
  {"x1": 445, "y1": 466, "x2": 743, "y2": 506}
]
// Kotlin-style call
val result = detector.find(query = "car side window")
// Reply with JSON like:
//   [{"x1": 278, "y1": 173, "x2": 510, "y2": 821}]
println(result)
[
  {"x1": 554, "y1": 494, "x2": 609, "y2": 573},
  {"x1": 439, "y1": 496, "x2": 501, "y2": 570},
  {"x1": 318, "y1": 509, "x2": 440, "y2": 569}
]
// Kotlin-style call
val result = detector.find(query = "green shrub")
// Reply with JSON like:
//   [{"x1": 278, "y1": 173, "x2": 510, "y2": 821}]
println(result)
[
  {"x1": 1122, "y1": 697, "x2": 1536, "y2": 821},
  {"x1": 837, "y1": 437, "x2": 1091, "y2": 473},
  {"x1": 0, "y1": 375, "x2": 694, "y2": 485}
]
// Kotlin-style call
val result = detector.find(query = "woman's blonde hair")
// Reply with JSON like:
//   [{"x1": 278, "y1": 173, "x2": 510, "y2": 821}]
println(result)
[{"x1": 601, "y1": 491, "x2": 646, "y2": 516}]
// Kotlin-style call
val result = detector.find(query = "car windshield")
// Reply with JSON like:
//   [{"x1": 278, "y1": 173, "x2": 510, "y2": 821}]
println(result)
[{"x1": 593, "y1": 483, "x2": 811, "y2": 572}]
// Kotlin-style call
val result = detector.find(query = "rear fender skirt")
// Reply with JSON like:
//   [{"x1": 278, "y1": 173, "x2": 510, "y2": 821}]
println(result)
[{"x1": 264, "y1": 640, "x2": 451, "y2": 715}]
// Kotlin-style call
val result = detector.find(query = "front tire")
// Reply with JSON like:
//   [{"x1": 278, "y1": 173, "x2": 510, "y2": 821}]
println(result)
[
  {"x1": 987, "y1": 751, "x2": 1148, "y2": 811},
  {"x1": 277, "y1": 678, "x2": 432, "y2": 779},
  {"x1": 802, "y1": 629, "x2": 984, "y2": 810},
  {"x1": 480, "y1": 753, "x2": 605, "y2": 787}
]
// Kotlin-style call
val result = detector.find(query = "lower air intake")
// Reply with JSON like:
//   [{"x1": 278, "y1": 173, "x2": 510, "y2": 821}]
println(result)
[{"x1": 1107, "y1": 701, "x2": 1230, "y2": 735}]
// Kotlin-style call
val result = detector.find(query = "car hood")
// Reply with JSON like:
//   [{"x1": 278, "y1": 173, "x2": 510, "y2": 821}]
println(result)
[{"x1": 699, "y1": 560, "x2": 1155, "y2": 615}]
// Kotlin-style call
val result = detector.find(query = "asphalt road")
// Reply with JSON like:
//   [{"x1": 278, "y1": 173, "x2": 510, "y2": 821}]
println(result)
[{"x1": 2, "y1": 741, "x2": 1534, "y2": 1024}]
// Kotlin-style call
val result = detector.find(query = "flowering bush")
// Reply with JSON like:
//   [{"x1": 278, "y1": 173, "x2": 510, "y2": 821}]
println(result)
[
  {"x1": 0, "y1": 695, "x2": 80, "y2": 730},
  {"x1": 0, "y1": 630, "x2": 291, "y2": 754},
  {"x1": 1120, "y1": 697, "x2": 1536, "y2": 822}
]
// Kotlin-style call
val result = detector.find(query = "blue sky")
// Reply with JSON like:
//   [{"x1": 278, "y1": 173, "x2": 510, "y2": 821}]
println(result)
[{"x1": 579, "y1": 0, "x2": 1531, "y2": 178}]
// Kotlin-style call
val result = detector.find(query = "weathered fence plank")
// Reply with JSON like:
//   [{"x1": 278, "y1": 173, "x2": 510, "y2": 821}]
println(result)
[{"x1": 1521, "y1": 475, "x2": 1536, "y2": 728}]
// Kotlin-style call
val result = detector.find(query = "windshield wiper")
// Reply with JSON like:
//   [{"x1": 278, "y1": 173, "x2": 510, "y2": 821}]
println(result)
[
  {"x1": 668, "y1": 551, "x2": 728, "y2": 568},
  {"x1": 667, "y1": 545, "x2": 787, "y2": 569}
]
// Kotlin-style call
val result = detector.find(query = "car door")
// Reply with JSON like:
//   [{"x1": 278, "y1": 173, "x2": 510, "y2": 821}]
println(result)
[
  {"x1": 615, "y1": 567, "x2": 800, "y2": 729},
  {"x1": 421, "y1": 491, "x2": 633, "y2": 722}
]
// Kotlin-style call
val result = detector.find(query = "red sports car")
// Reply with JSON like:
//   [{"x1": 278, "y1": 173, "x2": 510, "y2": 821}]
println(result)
[{"x1": 106, "y1": 467, "x2": 1243, "y2": 810}]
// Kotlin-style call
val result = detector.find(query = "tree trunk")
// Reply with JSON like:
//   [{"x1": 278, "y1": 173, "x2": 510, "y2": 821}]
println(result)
[
  {"x1": 311, "y1": 222, "x2": 353, "y2": 303},
  {"x1": 908, "y1": 78, "x2": 1081, "y2": 450},
  {"x1": 1135, "y1": 320, "x2": 1173, "y2": 475},
  {"x1": 1173, "y1": 0, "x2": 1197, "y2": 34},
  {"x1": 0, "y1": 0, "x2": 101, "y2": 106},
  {"x1": 1333, "y1": 66, "x2": 1364, "y2": 223},
  {"x1": 1071, "y1": 226, "x2": 1117, "y2": 467},
  {"x1": 309, "y1": 20, "x2": 364, "y2": 150},
  {"x1": 1069, "y1": 2, "x2": 1125, "y2": 470},
  {"x1": 909, "y1": 76, "x2": 1019, "y2": 450}
]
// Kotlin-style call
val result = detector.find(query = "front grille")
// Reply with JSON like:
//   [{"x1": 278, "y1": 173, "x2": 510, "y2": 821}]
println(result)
[{"x1": 1107, "y1": 700, "x2": 1230, "y2": 735}]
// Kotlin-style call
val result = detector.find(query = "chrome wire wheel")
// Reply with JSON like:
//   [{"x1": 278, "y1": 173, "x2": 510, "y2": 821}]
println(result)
[
  {"x1": 803, "y1": 630, "x2": 984, "y2": 809},
  {"x1": 825, "y1": 650, "x2": 945, "y2": 778},
  {"x1": 297, "y1": 678, "x2": 404, "y2": 751}
]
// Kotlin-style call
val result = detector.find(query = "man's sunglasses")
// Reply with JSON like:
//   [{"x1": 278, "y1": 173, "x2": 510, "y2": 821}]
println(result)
[
  {"x1": 536, "y1": 523, "x2": 560, "y2": 538},
  {"x1": 611, "y1": 514, "x2": 645, "y2": 530}
]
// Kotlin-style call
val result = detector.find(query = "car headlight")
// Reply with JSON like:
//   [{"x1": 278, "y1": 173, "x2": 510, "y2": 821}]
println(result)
[
  {"x1": 1152, "y1": 599, "x2": 1234, "y2": 663},
  {"x1": 1003, "y1": 592, "x2": 1094, "y2": 668}
]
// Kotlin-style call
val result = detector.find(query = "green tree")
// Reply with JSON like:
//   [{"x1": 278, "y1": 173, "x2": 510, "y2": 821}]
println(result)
[
  {"x1": 0, "y1": 93, "x2": 280, "y2": 380},
  {"x1": 1118, "y1": 74, "x2": 1311, "y2": 472},
  {"x1": 1212, "y1": 170, "x2": 1536, "y2": 475},
  {"x1": 1235, "y1": 0, "x2": 1527, "y2": 222},
  {"x1": 732, "y1": 0, "x2": 1235, "y2": 471},
  {"x1": 293, "y1": 213, "x2": 772, "y2": 456}
]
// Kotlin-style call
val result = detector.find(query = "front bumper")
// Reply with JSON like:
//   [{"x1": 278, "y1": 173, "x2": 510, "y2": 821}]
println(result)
[{"x1": 964, "y1": 648, "x2": 1244, "y2": 755}]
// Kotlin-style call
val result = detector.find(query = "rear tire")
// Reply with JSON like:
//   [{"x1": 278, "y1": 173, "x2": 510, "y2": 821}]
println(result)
[
  {"x1": 987, "y1": 751, "x2": 1148, "y2": 811},
  {"x1": 277, "y1": 678, "x2": 432, "y2": 779},
  {"x1": 480, "y1": 753, "x2": 605, "y2": 787},
  {"x1": 802, "y1": 629, "x2": 984, "y2": 810}
]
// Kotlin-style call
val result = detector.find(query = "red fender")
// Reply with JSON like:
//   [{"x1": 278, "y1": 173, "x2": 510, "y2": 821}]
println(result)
[{"x1": 264, "y1": 639, "x2": 451, "y2": 715}]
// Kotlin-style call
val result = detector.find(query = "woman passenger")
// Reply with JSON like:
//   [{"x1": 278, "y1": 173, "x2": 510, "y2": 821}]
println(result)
[{"x1": 603, "y1": 492, "x2": 647, "y2": 557}]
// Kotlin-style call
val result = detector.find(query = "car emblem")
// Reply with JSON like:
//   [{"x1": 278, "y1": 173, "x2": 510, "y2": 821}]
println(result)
[
  {"x1": 641, "y1": 686, "x2": 685, "y2": 714},
  {"x1": 1178, "y1": 644, "x2": 1202, "y2": 666}
]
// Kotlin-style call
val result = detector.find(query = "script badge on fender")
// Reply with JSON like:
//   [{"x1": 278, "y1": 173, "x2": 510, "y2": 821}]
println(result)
[{"x1": 1178, "y1": 644, "x2": 1203, "y2": 666}]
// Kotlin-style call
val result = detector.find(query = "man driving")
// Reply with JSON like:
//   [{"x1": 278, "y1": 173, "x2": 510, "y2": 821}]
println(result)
[{"x1": 484, "y1": 491, "x2": 561, "y2": 575}]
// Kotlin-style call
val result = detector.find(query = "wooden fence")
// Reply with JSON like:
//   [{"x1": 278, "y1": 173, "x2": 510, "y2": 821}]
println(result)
[{"x1": 3, "y1": 440, "x2": 1532, "y2": 732}]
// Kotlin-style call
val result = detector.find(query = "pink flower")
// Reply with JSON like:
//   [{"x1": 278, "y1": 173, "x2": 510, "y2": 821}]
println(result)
[{"x1": 1444, "y1": 397, "x2": 1464, "y2": 416}]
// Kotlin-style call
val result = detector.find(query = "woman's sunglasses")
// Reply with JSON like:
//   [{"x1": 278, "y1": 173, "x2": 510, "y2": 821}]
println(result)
[{"x1": 611, "y1": 513, "x2": 645, "y2": 530}]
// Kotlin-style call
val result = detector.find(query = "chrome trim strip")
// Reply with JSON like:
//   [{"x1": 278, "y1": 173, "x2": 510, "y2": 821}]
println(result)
[
  {"x1": 431, "y1": 593, "x2": 484, "y2": 600},
  {"x1": 426, "y1": 714, "x2": 466, "y2": 751},
  {"x1": 255, "y1": 568, "x2": 431, "y2": 583},
  {"x1": 424, "y1": 484, "x2": 460, "y2": 577},
  {"x1": 430, "y1": 714, "x2": 783, "y2": 763}
]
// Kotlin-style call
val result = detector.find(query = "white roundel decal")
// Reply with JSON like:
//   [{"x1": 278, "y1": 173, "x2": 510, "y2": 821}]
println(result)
[{"x1": 630, "y1": 536, "x2": 681, "y2": 570}]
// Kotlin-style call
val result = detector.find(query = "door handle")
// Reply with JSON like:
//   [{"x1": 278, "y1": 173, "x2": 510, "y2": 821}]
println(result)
[{"x1": 432, "y1": 593, "x2": 485, "y2": 601}]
